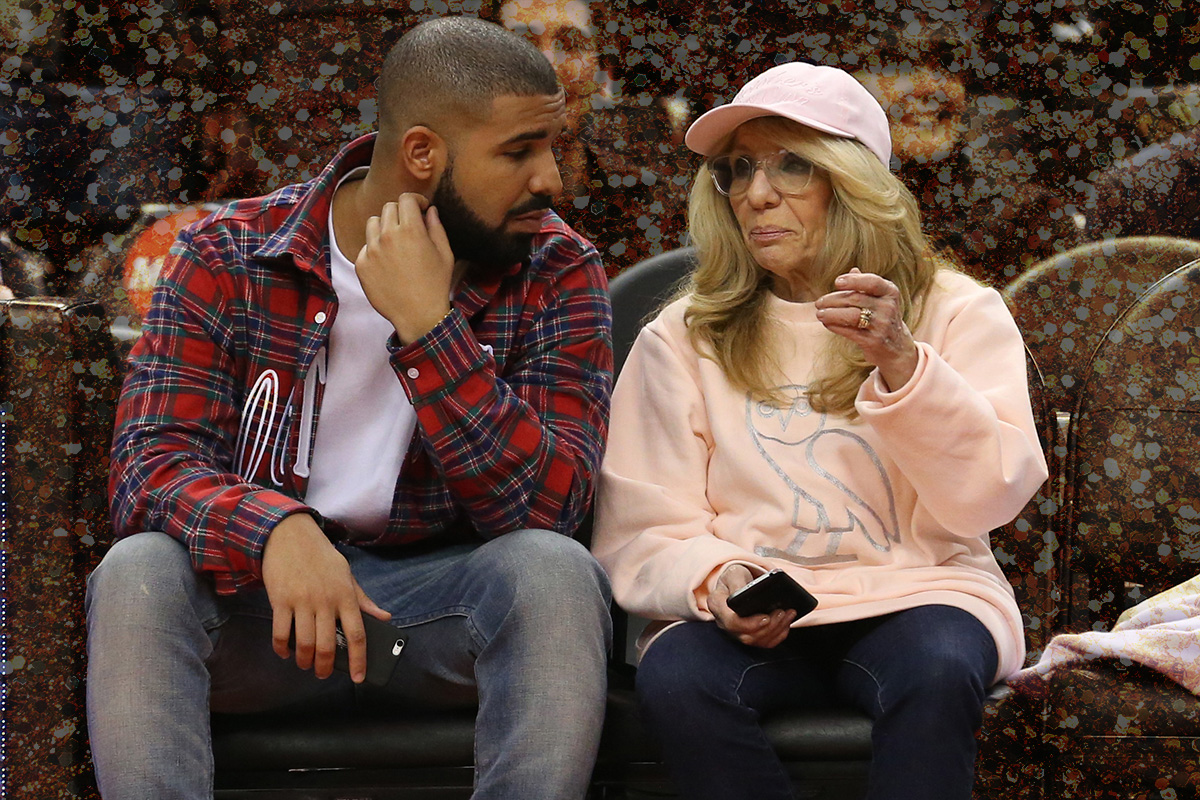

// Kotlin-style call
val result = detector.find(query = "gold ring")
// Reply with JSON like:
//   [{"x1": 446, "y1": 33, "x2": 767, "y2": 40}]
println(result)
[{"x1": 857, "y1": 307, "x2": 873, "y2": 329}]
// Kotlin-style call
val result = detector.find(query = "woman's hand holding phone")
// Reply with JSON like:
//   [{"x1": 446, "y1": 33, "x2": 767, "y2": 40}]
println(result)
[{"x1": 709, "y1": 565, "x2": 798, "y2": 649}]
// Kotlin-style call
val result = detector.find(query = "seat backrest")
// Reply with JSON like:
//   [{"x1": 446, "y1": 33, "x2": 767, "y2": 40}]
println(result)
[
  {"x1": 605, "y1": 246, "x2": 696, "y2": 665},
  {"x1": 990, "y1": 345, "x2": 1059, "y2": 660},
  {"x1": 1, "y1": 298, "x2": 122, "y2": 798},
  {"x1": 608, "y1": 246, "x2": 697, "y2": 377},
  {"x1": 1003, "y1": 235, "x2": 1200, "y2": 417},
  {"x1": 1066, "y1": 259, "x2": 1200, "y2": 627}
]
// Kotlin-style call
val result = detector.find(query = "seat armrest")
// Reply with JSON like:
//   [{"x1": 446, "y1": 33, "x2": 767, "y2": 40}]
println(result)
[{"x1": 2, "y1": 296, "x2": 122, "y2": 799}]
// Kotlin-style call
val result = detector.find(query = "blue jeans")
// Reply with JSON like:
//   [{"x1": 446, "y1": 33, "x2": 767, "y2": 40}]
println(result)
[
  {"x1": 85, "y1": 529, "x2": 612, "y2": 800},
  {"x1": 636, "y1": 606, "x2": 997, "y2": 800}
]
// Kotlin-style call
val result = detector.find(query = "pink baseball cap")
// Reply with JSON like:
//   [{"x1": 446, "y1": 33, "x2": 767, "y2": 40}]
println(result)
[{"x1": 685, "y1": 62, "x2": 893, "y2": 168}]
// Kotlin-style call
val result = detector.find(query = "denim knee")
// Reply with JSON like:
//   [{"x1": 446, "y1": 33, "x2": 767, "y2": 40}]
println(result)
[
  {"x1": 468, "y1": 530, "x2": 612, "y2": 648},
  {"x1": 488, "y1": 530, "x2": 612, "y2": 610},
  {"x1": 892, "y1": 622, "x2": 992, "y2": 701},
  {"x1": 842, "y1": 606, "x2": 996, "y2": 722},
  {"x1": 636, "y1": 623, "x2": 734, "y2": 720},
  {"x1": 86, "y1": 532, "x2": 210, "y2": 629}
]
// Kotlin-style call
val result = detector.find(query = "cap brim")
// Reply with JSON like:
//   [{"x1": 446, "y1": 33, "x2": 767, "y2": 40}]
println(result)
[{"x1": 685, "y1": 103, "x2": 859, "y2": 157}]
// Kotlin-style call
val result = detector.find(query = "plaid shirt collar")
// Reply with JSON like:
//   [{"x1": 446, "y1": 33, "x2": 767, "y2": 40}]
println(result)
[{"x1": 250, "y1": 133, "x2": 376, "y2": 282}]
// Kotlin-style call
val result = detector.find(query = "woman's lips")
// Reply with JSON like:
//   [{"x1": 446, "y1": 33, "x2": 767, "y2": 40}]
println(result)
[{"x1": 750, "y1": 226, "x2": 791, "y2": 243}]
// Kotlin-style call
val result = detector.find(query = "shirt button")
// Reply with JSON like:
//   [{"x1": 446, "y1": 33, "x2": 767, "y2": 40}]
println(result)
[
  {"x1": 406, "y1": 368, "x2": 419, "y2": 379},
  {"x1": 314, "y1": 311, "x2": 327, "y2": 324}
]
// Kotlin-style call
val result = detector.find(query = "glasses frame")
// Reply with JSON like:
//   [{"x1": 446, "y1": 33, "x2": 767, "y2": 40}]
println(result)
[{"x1": 707, "y1": 149, "x2": 817, "y2": 198}]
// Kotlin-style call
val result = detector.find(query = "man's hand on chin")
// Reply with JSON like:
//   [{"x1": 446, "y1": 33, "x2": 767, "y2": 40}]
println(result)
[{"x1": 355, "y1": 192, "x2": 457, "y2": 344}]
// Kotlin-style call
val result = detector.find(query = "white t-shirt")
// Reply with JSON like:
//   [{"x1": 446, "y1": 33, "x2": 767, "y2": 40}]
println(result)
[{"x1": 304, "y1": 168, "x2": 417, "y2": 535}]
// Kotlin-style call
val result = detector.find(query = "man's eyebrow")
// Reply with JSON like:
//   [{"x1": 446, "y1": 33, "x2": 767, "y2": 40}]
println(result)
[{"x1": 501, "y1": 129, "x2": 553, "y2": 147}]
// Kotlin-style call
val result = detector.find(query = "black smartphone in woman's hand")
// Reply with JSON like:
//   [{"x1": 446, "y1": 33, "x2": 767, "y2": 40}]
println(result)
[{"x1": 727, "y1": 569, "x2": 818, "y2": 618}]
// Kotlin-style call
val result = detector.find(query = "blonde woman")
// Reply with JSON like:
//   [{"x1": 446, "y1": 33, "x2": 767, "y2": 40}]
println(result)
[{"x1": 591, "y1": 62, "x2": 1048, "y2": 800}]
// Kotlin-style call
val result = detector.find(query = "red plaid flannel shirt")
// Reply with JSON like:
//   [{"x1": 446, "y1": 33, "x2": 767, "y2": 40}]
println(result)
[{"x1": 110, "y1": 134, "x2": 613, "y2": 595}]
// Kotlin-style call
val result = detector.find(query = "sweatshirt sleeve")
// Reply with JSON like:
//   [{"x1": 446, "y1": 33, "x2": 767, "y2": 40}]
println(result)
[
  {"x1": 591, "y1": 315, "x2": 769, "y2": 620},
  {"x1": 855, "y1": 280, "x2": 1049, "y2": 535}
]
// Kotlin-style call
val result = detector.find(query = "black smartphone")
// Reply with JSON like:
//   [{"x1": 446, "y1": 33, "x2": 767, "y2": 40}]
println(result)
[
  {"x1": 290, "y1": 614, "x2": 406, "y2": 687},
  {"x1": 726, "y1": 569, "x2": 818, "y2": 618}
]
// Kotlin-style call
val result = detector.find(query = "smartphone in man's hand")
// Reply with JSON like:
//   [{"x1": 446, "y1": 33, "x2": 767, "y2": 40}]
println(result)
[
  {"x1": 727, "y1": 569, "x2": 818, "y2": 618},
  {"x1": 290, "y1": 614, "x2": 407, "y2": 687}
]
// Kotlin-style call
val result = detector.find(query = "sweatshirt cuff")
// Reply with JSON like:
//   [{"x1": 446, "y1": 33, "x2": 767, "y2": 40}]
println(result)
[
  {"x1": 694, "y1": 560, "x2": 769, "y2": 616},
  {"x1": 857, "y1": 341, "x2": 932, "y2": 411}
]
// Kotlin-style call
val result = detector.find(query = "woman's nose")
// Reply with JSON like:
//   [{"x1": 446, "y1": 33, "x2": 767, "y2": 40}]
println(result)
[{"x1": 744, "y1": 167, "x2": 779, "y2": 207}]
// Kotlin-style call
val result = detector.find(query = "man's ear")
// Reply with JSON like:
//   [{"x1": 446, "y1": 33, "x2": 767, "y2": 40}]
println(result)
[{"x1": 401, "y1": 126, "x2": 446, "y2": 184}]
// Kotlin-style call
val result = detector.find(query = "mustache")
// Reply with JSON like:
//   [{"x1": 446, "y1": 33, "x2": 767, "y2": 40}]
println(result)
[{"x1": 508, "y1": 195, "x2": 554, "y2": 217}]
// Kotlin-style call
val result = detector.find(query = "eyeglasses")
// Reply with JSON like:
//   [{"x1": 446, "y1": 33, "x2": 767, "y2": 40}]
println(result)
[{"x1": 708, "y1": 150, "x2": 816, "y2": 197}]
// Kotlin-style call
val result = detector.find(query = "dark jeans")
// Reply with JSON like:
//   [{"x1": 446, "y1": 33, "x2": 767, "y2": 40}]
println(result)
[{"x1": 636, "y1": 604, "x2": 998, "y2": 800}]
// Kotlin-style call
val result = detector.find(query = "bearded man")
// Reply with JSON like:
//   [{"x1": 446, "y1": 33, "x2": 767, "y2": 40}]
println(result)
[{"x1": 85, "y1": 17, "x2": 613, "y2": 800}]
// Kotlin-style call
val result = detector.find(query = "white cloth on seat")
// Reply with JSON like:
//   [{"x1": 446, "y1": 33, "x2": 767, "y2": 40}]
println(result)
[{"x1": 1014, "y1": 574, "x2": 1200, "y2": 695}]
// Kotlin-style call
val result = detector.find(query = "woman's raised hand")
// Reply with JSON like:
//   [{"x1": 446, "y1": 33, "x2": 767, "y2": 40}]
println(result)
[{"x1": 815, "y1": 268, "x2": 919, "y2": 391}]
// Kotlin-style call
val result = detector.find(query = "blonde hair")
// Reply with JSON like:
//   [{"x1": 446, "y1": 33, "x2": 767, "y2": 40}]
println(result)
[{"x1": 683, "y1": 116, "x2": 945, "y2": 418}]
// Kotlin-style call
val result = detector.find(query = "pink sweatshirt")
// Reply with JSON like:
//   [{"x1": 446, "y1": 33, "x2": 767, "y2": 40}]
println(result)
[{"x1": 592, "y1": 270, "x2": 1048, "y2": 681}]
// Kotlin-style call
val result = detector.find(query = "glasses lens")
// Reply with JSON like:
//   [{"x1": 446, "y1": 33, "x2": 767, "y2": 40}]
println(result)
[
  {"x1": 710, "y1": 152, "x2": 813, "y2": 196},
  {"x1": 709, "y1": 156, "x2": 755, "y2": 196},
  {"x1": 765, "y1": 151, "x2": 814, "y2": 194},
  {"x1": 709, "y1": 157, "x2": 734, "y2": 195}
]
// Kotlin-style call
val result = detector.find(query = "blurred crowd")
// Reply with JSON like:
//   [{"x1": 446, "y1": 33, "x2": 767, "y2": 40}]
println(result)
[{"x1": 2, "y1": 0, "x2": 1198, "y2": 311}]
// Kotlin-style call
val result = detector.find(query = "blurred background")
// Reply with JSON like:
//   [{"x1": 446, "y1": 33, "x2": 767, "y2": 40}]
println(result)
[{"x1": 2, "y1": 0, "x2": 1198, "y2": 315}]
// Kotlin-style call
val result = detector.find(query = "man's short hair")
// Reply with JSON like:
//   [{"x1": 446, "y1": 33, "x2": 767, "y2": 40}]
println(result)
[{"x1": 378, "y1": 17, "x2": 560, "y2": 137}]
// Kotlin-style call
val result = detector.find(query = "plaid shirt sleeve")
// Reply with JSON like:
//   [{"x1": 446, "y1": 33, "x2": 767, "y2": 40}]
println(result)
[
  {"x1": 108, "y1": 227, "x2": 312, "y2": 593},
  {"x1": 389, "y1": 235, "x2": 613, "y2": 537}
]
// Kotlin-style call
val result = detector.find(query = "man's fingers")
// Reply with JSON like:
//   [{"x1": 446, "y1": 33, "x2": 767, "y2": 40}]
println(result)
[
  {"x1": 313, "y1": 609, "x2": 338, "y2": 679},
  {"x1": 340, "y1": 606, "x2": 368, "y2": 684},
  {"x1": 395, "y1": 193, "x2": 430, "y2": 228},
  {"x1": 364, "y1": 212, "x2": 381, "y2": 245},
  {"x1": 357, "y1": 584, "x2": 392, "y2": 622},
  {"x1": 292, "y1": 612, "x2": 316, "y2": 670},
  {"x1": 425, "y1": 206, "x2": 455, "y2": 266},
  {"x1": 380, "y1": 200, "x2": 399, "y2": 227},
  {"x1": 399, "y1": 192, "x2": 430, "y2": 212},
  {"x1": 272, "y1": 606, "x2": 294, "y2": 659}
]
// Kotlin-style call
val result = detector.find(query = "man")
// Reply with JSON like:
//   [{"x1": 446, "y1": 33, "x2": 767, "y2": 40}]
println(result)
[
  {"x1": 85, "y1": 17, "x2": 613, "y2": 800},
  {"x1": 497, "y1": 0, "x2": 607, "y2": 135},
  {"x1": 496, "y1": 0, "x2": 692, "y2": 276}
]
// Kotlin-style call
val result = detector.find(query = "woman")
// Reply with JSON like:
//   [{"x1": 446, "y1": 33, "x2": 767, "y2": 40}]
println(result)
[{"x1": 591, "y1": 62, "x2": 1048, "y2": 800}]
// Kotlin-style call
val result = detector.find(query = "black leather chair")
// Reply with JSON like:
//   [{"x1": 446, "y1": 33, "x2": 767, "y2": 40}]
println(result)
[
  {"x1": 2, "y1": 247, "x2": 1050, "y2": 799},
  {"x1": 1044, "y1": 258, "x2": 1200, "y2": 798}
]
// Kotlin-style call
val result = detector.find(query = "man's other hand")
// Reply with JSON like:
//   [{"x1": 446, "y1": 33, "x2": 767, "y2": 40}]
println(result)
[{"x1": 262, "y1": 514, "x2": 391, "y2": 683}]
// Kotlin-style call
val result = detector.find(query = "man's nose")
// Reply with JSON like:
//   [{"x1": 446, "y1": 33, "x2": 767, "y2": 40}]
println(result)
[{"x1": 531, "y1": 148, "x2": 564, "y2": 198}]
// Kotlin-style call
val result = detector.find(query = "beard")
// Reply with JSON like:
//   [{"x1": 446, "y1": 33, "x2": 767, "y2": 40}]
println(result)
[{"x1": 432, "y1": 161, "x2": 552, "y2": 278}]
